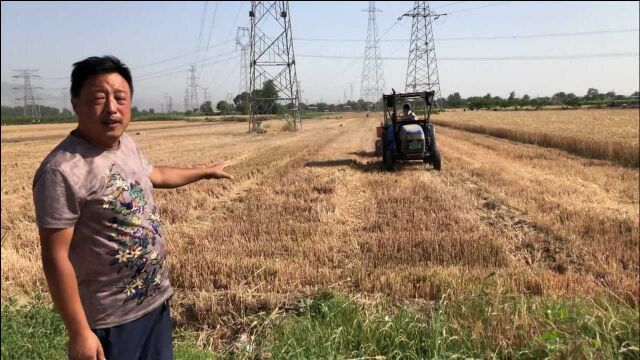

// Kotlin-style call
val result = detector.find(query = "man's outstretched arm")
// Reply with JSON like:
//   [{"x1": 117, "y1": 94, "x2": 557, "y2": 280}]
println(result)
[{"x1": 149, "y1": 161, "x2": 233, "y2": 189}]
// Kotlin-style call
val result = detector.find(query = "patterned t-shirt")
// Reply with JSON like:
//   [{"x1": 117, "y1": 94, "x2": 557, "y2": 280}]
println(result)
[{"x1": 33, "y1": 131, "x2": 173, "y2": 329}]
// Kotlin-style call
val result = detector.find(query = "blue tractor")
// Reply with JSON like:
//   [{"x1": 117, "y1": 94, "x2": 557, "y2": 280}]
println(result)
[{"x1": 375, "y1": 89, "x2": 441, "y2": 171}]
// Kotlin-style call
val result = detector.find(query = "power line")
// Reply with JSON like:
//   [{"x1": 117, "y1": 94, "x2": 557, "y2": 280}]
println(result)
[
  {"x1": 297, "y1": 52, "x2": 639, "y2": 61},
  {"x1": 136, "y1": 54, "x2": 239, "y2": 82},
  {"x1": 136, "y1": 49, "x2": 237, "y2": 79},
  {"x1": 200, "y1": 2, "x2": 245, "y2": 90},
  {"x1": 438, "y1": 28, "x2": 640, "y2": 41},
  {"x1": 431, "y1": 1, "x2": 467, "y2": 10},
  {"x1": 293, "y1": 28, "x2": 640, "y2": 43},
  {"x1": 227, "y1": 1, "x2": 245, "y2": 41},
  {"x1": 441, "y1": 1, "x2": 512, "y2": 15},
  {"x1": 200, "y1": 1, "x2": 220, "y2": 72},
  {"x1": 194, "y1": 1, "x2": 209, "y2": 65},
  {"x1": 131, "y1": 40, "x2": 234, "y2": 69}
]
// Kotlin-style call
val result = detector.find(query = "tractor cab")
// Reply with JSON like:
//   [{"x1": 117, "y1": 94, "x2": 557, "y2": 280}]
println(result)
[{"x1": 375, "y1": 89, "x2": 441, "y2": 171}]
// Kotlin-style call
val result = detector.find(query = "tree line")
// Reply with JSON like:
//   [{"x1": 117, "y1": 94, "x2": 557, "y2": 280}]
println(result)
[
  {"x1": 3, "y1": 87, "x2": 638, "y2": 125},
  {"x1": 438, "y1": 89, "x2": 639, "y2": 110}
]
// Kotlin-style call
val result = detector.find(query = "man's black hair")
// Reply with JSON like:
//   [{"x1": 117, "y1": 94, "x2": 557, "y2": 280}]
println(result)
[
  {"x1": 70, "y1": 55, "x2": 133, "y2": 98},
  {"x1": 403, "y1": 103, "x2": 411, "y2": 110}
]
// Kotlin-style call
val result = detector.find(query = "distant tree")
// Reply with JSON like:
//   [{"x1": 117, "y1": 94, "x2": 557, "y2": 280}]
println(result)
[
  {"x1": 585, "y1": 88, "x2": 600, "y2": 100},
  {"x1": 250, "y1": 80, "x2": 279, "y2": 114},
  {"x1": 446, "y1": 92, "x2": 462, "y2": 108},
  {"x1": 566, "y1": 97, "x2": 582, "y2": 108},
  {"x1": 467, "y1": 97, "x2": 486, "y2": 110},
  {"x1": 233, "y1": 91, "x2": 250, "y2": 115},
  {"x1": 605, "y1": 91, "x2": 616, "y2": 100},
  {"x1": 317, "y1": 102, "x2": 329, "y2": 112},
  {"x1": 530, "y1": 98, "x2": 542, "y2": 110},
  {"x1": 520, "y1": 94, "x2": 530, "y2": 107},
  {"x1": 631, "y1": 91, "x2": 639, "y2": 97},
  {"x1": 200, "y1": 101, "x2": 214, "y2": 115},
  {"x1": 551, "y1": 92, "x2": 568, "y2": 105},
  {"x1": 507, "y1": 91, "x2": 518, "y2": 107},
  {"x1": 539, "y1": 96, "x2": 552, "y2": 106},
  {"x1": 216, "y1": 100, "x2": 231, "y2": 114},
  {"x1": 131, "y1": 106, "x2": 140, "y2": 116},
  {"x1": 61, "y1": 108, "x2": 73, "y2": 117}
]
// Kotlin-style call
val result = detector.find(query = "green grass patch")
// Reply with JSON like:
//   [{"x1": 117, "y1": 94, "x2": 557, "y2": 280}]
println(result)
[
  {"x1": 248, "y1": 291, "x2": 639, "y2": 359},
  {"x1": 3, "y1": 291, "x2": 638, "y2": 359},
  {"x1": 1, "y1": 300, "x2": 217, "y2": 360}
]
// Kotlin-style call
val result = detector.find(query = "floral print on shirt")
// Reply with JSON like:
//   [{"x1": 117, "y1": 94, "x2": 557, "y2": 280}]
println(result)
[{"x1": 103, "y1": 164, "x2": 166, "y2": 305}]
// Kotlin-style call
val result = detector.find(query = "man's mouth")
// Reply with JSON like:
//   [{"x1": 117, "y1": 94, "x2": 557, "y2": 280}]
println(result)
[{"x1": 102, "y1": 119, "x2": 122, "y2": 128}]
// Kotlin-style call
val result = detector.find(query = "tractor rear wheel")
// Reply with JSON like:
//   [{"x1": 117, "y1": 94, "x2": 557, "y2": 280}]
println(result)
[
  {"x1": 432, "y1": 147, "x2": 441, "y2": 170},
  {"x1": 383, "y1": 148, "x2": 395, "y2": 171}
]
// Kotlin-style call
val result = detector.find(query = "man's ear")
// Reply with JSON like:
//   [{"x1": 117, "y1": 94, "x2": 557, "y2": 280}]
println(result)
[{"x1": 71, "y1": 97, "x2": 79, "y2": 115}]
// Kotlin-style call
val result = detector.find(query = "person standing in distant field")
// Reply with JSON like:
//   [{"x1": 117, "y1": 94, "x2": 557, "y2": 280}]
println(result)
[{"x1": 33, "y1": 55, "x2": 233, "y2": 360}]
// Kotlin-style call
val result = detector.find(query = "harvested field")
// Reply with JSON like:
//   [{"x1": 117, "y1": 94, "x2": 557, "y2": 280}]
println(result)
[
  {"x1": 2, "y1": 111, "x2": 638, "y2": 355},
  {"x1": 431, "y1": 108, "x2": 640, "y2": 167}
]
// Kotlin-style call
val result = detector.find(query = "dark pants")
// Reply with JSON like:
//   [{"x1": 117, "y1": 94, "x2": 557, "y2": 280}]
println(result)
[{"x1": 93, "y1": 301, "x2": 173, "y2": 360}]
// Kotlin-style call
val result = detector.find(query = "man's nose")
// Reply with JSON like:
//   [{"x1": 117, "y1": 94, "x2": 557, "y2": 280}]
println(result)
[{"x1": 105, "y1": 96, "x2": 117, "y2": 114}]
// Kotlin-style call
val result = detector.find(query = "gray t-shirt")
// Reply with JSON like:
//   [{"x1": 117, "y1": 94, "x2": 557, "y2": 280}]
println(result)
[{"x1": 33, "y1": 131, "x2": 173, "y2": 329}]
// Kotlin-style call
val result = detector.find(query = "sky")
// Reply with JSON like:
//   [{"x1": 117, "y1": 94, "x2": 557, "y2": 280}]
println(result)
[{"x1": 1, "y1": 1, "x2": 639, "y2": 111}]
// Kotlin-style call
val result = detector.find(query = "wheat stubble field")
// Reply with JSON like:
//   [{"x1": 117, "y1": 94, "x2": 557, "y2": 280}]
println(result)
[{"x1": 2, "y1": 110, "x2": 639, "y2": 358}]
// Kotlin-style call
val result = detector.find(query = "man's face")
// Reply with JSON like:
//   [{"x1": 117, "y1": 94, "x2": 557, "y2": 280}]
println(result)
[
  {"x1": 72, "y1": 72, "x2": 131, "y2": 147},
  {"x1": 403, "y1": 107, "x2": 409, "y2": 115}
]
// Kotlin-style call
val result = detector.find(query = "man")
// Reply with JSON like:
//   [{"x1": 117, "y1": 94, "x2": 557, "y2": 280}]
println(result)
[
  {"x1": 400, "y1": 103, "x2": 416, "y2": 121},
  {"x1": 33, "y1": 55, "x2": 232, "y2": 360}
]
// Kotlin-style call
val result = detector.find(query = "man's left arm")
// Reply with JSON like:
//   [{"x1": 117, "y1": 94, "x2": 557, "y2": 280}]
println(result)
[{"x1": 149, "y1": 161, "x2": 233, "y2": 189}]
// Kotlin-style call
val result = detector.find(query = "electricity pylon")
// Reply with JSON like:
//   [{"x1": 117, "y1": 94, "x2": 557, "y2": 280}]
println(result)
[
  {"x1": 248, "y1": 1, "x2": 302, "y2": 132},
  {"x1": 401, "y1": 1, "x2": 443, "y2": 107},
  {"x1": 12, "y1": 69, "x2": 42, "y2": 123},
  {"x1": 359, "y1": 1, "x2": 385, "y2": 109}
]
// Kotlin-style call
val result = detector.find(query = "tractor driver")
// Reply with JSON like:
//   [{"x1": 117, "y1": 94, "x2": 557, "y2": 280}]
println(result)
[{"x1": 400, "y1": 103, "x2": 416, "y2": 121}]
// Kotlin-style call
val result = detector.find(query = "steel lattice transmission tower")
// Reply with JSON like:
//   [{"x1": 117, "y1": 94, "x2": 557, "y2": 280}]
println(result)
[
  {"x1": 188, "y1": 65, "x2": 199, "y2": 111},
  {"x1": 184, "y1": 87, "x2": 190, "y2": 113},
  {"x1": 236, "y1": 26, "x2": 250, "y2": 95},
  {"x1": 12, "y1": 69, "x2": 42, "y2": 123},
  {"x1": 164, "y1": 93, "x2": 173, "y2": 113},
  {"x1": 402, "y1": 1, "x2": 442, "y2": 107},
  {"x1": 248, "y1": 1, "x2": 302, "y2": 132},
  {"x1": 360, "y1": 1, "x2": 385, "y2": 107}
]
